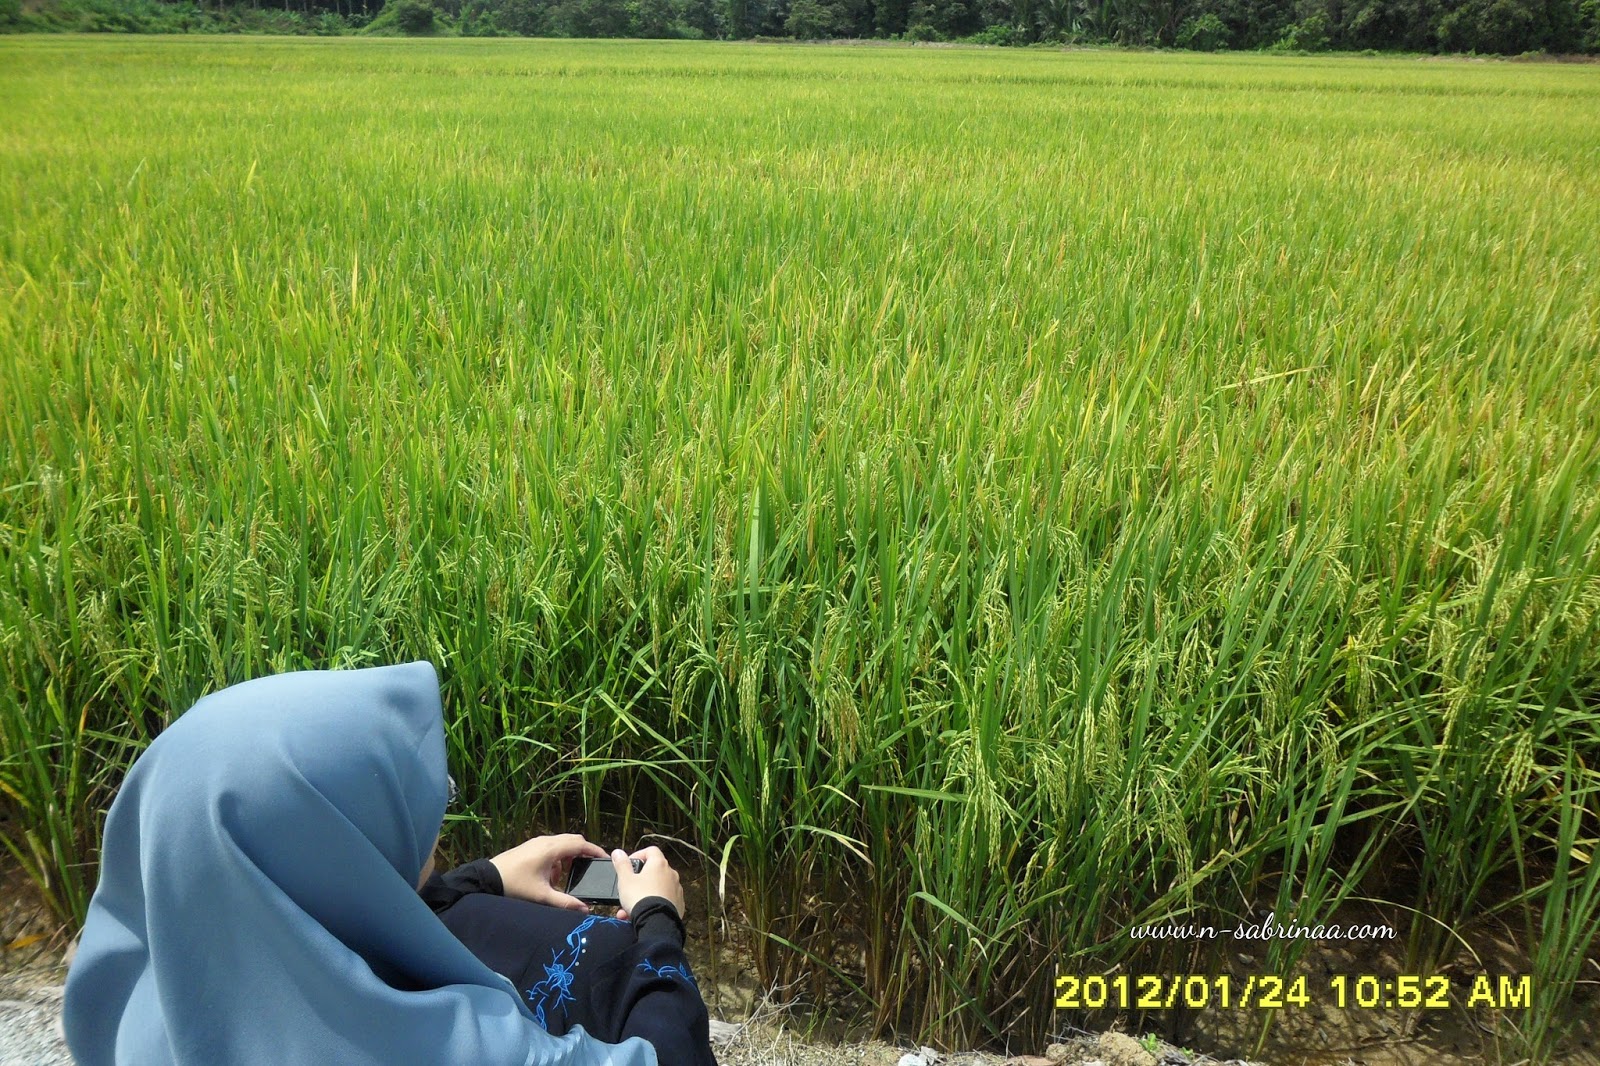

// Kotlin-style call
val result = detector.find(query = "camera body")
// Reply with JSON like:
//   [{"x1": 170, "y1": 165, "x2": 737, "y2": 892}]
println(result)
[{"x1": 565, "y1": 855, "x2": 646, "y2": 906}]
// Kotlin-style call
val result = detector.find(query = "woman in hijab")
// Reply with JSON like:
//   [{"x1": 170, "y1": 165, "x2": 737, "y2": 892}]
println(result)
[{"x1": 63, "y1": 661, "x2": 715, "y2": 1066}]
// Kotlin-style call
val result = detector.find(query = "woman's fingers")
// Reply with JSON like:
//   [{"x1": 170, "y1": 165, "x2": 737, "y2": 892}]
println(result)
[
  {"x1": 614, "y1": 847, "x2": 685, "y2": 918},
  {"x1": 548, "y1": 834, "x2": 610, "y2": 860},
  {"x1": 492, "y1": 835, "x2": 612, "y2": 902},
  {"x1": 525, "y1": 876, "x2": 592, "y2": 914},
  {"x1": 545, "y1": 889, "x2": 592, "y2": 913}
]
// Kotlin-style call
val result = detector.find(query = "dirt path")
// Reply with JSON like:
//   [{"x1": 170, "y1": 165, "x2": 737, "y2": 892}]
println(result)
[
  {"x1": 6, "y1": 861, "x2": 1596, "y2": 1066},
  {"x1": 1, "y1": 944, "x2": 1258, "y2": 1066}
]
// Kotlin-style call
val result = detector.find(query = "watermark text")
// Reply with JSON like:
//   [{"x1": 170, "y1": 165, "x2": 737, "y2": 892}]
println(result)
[{"x1": 1129, "y1": 911, "x2": 1395, "y2": 943}]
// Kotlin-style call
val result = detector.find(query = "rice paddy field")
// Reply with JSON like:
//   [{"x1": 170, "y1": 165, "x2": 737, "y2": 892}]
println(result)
[{"x1": 3, "y1": 35, "x2": 1600, "y2": 1062}]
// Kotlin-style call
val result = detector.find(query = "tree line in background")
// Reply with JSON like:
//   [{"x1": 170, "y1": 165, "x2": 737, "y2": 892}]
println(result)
[{"x1": 3, "y1": 0, "x2": 1599, "y2": 75}]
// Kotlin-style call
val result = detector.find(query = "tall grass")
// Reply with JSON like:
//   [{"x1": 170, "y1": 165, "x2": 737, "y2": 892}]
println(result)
[{"x1": 2, "y1": 37, "x2": 1598, "y2": 1062}]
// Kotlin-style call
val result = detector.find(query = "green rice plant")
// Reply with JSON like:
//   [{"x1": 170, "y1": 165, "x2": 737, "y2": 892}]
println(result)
[{"x1": 1512, "y1": 758, "x2": 1600, "y2": 1063}]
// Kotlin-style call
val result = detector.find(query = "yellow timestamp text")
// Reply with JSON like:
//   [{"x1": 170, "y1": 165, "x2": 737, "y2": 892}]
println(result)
[{"x1": 1053, "y1": 973, "x2": 1532, "y2": 1011}]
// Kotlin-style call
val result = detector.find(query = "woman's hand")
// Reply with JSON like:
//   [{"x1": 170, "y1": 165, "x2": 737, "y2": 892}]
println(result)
[
  {"x1": 612, "y1": 846, "x2": 686, "y2": 921},
  {"x1": 489, "y1": 834, "x2": 609, "y2": 912}
]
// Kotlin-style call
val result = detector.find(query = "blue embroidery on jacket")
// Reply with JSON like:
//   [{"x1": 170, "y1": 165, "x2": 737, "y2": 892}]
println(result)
[
  {"x1": 638, "y1": 955, "x2": 699, "y2": 989},
  {"x1": 524, "y1": 915, "x2": 628, "y2": 1028}
]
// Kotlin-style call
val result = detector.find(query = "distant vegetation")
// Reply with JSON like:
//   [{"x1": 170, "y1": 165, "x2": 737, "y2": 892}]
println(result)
[
  {"x1": 3, "y1": 36, "x2": 1599, "y2": 1065},
  {"x1": 4, "y1": 0, "x2": 1599, "y2": 53}
]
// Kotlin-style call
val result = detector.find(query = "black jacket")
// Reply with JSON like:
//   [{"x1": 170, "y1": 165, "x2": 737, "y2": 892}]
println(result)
[{"x1": 422, "y1": 859, "x2": 717, "y2": 1066}]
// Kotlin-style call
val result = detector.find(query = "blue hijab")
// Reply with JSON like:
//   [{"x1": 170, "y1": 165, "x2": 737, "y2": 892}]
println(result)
[{"x1": 63, "y1": 661, "x2": 658, "y2": 1066}]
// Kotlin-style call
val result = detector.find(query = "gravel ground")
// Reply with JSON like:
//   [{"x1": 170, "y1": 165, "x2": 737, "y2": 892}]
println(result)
[
  {"x1": 709, "y1": 1023, "x2": 1261, "y2": 1066},
  {"x1": 0, "y1": 971, "x2": 68, "y2": 1066},
  {"x1": 1, "y1": 954, "x2": 1260, "y2": 1066}
]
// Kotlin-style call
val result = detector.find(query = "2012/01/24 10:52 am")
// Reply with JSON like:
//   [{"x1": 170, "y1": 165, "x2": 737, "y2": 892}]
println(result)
[{"x1": 1054, "y1": 973, "x2": 1533, "y2": 1011}]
